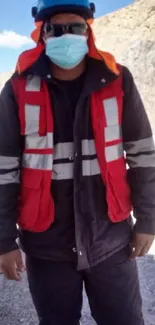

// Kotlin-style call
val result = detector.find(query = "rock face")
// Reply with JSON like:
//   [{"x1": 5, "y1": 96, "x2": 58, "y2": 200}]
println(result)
[
  {"x1": 93, "y1": 0, "x2": 155, "y2": 127},
  {"x1": 0, "y1": 71, "x2": 13, "y2": 91},
  {"x1": 0, "y1": 0, "x2": 155, "y2": 126}
]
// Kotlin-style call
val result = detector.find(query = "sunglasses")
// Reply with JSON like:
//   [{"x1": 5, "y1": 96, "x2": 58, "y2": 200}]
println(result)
[{"x1": 44, "y1": 22, "x2": 88, "y2": 38}]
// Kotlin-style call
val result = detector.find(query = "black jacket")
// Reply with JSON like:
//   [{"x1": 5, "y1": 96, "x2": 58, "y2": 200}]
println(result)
[{"x1": 0, "y1": 54, "x2": 155, "y2": 270}]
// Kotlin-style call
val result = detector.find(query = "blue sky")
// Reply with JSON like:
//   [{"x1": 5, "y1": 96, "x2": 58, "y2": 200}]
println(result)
[{"x1": 0, "y1": 0, "x2": 133, "y2": 72}]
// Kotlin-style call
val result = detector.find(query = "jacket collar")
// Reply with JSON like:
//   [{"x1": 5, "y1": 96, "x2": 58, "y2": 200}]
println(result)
[{"x1": 21, "y1": 52, "x2": 119, "y2": 94}]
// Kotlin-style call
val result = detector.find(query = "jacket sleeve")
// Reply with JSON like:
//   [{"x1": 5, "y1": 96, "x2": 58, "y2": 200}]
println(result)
[
  {"x1": 0, "y1": 79, "x2": 21, "y2": 254},
  {"x1": 122, "y1": 66, "x2": 155, "y2": 235}
]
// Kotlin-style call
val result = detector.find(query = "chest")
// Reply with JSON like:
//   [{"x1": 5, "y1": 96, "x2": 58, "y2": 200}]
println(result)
[
  {"x1": 50, "y1": 87, "x2": 93, "y2": 145},
  {"x1": 14, "y1": 75, "x2": 124, "y2": 176}
]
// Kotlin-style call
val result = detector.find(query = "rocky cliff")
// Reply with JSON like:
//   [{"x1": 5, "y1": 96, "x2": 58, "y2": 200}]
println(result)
[
  {"x1": 0, "y1": 0, "x2": 155, "y2": 126},
  {"x1": 0, "y1": 71, "x2": 13, "y2": 91},
  {"x1": 93, "y1": 0, "x2": 155, "y2": 127}
]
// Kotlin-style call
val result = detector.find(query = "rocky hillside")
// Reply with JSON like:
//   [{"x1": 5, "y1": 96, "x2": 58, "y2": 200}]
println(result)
[
  {"x1": 0, "y1": 71, "x2": 13, "y2": 91},
  {"x1": 93, "y1": 0, "x2": 155, "y2": 127},
  {"x1": 0, "y1": 0, "x2": 155, "y2": 126}
]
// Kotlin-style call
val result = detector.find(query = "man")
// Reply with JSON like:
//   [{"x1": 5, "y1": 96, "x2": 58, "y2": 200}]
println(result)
[{"x1": 0, "y1": 0, "x2": 155, "y2": 324}]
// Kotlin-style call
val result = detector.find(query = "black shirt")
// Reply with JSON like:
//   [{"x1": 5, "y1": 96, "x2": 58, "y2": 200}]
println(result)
[
  {"x1": 54, "y1": 73, "x2": 85, "y2": 119},
  {"x1": 50, "y1": 73, "x2": 86, "y2": 261}
]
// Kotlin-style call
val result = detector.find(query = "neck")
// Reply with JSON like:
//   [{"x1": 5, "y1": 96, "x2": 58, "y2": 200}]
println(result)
[{"x1": 51, "y1": 59, "x2": 86, "y2": 80}]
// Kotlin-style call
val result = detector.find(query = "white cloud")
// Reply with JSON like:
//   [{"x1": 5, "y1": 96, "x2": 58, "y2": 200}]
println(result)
[{"x1": 0, "y1": 30, "x2": 33, "y2": 49}]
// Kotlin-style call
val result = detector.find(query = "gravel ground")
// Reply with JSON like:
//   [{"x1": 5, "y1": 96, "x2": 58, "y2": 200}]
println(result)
[{"x1": 0, "y1": 255, "x2": 155, "y2": 325}]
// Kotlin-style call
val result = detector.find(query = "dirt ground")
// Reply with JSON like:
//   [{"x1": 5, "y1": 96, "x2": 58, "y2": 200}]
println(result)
[{"x1": 0, "y1": 251, "x2": 155, "y2": 325}]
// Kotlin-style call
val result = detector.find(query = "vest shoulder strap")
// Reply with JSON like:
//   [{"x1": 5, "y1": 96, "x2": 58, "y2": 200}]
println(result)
[
  {"x1": 11, "y1": 75, "x2": 53, "y2": 136},
  {"x1": 98, "y1": 64, "x2": 123, "y2": 122}
]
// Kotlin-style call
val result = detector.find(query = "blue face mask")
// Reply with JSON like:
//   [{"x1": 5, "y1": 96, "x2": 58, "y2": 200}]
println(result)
[{"x1": 45, "y1": 34, "x2": 89, "y2": 69}]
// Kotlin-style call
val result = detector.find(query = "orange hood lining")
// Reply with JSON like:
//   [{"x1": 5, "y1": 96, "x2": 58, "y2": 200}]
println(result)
[{"x1": 16, "y1": 20, "x2": 119, "y2": 76}]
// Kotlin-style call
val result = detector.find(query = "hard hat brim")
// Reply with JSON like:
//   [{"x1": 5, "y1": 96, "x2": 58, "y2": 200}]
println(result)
[{"x1": 35, "y1": 4, "x2": 94, "y2": 22}]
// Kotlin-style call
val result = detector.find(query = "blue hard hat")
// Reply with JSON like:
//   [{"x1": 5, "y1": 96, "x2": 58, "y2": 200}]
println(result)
[{"x1": 32, "y1": 0, "x2": 95, "y2": 21}]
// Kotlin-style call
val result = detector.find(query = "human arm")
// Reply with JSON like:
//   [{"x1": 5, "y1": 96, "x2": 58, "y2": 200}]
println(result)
[
  {"x1": 122, "y1": 66, "x2": 155, "y2": 256},
  {"x1": 0, "y1": 79, "x2": 24, "y2": 279}
]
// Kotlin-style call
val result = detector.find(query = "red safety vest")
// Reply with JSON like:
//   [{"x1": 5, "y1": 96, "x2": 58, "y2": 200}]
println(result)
[{"x1": 12, "y1": 67, "x2": 132, "y2": 232}]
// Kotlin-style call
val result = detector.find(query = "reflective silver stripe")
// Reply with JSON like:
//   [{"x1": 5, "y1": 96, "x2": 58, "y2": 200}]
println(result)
[
  {"x1": 26, "y1": 76, "x2": 41, "y2": 92},
  {"x1": 0, "y1": 156, "x2": 19, "y2": 170},
  {"x1": 54, "y1": 142, "x2": 74, "y2": 160},
  {"x1": 103, "y1": 97, "x2": 119, "y2": 126},
  {"x1": 82, "y1": 140, "x2": 96, "y2": 156},
  {"x1": 52, "y1": 163, "x2": 74, "y2": 180},
  {"x1": 82, "y1": 159, "x2": 100, "y2": 176},
  {"x1": 0, "y1": 170, "x2": 20, "y2": 184},
  {"x1": 124, "y1": 137, "x2": 155, "y2": 155},
  {"x1": 25, "y1": 104, "x2": 40, "y2": 134},
  {"x1": 105, "y1": 125, "x2": 122, "y2": 142},
  {"x1": 25, "y1": 133, "x2": 53, "y2": 149},
  {"x1": 127, "y1": 154, "x2": 155, "y2": 168},
  {"x1": 22, "y1": 154, "x2": 53, "y2": 170},
  {"x1": 105, "y1": 143, "x2": 123, "y2": 162}
]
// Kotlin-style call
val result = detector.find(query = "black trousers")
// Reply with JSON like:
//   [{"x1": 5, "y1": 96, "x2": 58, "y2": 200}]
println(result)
[{"x1": 26, "y1": 247, "x2": 144, "y2": 325}]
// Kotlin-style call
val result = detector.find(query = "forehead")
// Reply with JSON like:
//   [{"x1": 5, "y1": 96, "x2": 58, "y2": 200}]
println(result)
[{"x1": 49, "y1": 13, "x2": 86, "y2": 24}]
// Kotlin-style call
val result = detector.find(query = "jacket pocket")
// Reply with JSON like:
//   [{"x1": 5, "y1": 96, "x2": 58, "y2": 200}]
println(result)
[
  {"x1": 106, "y1": 157, "x2": 132, "y2": 222},
  {"x1": 18, "y1": 169, "x2": 54, "y2": 232},
  {"x1": 18, "y1": 169, "x2": 43, "y2": 231}
]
